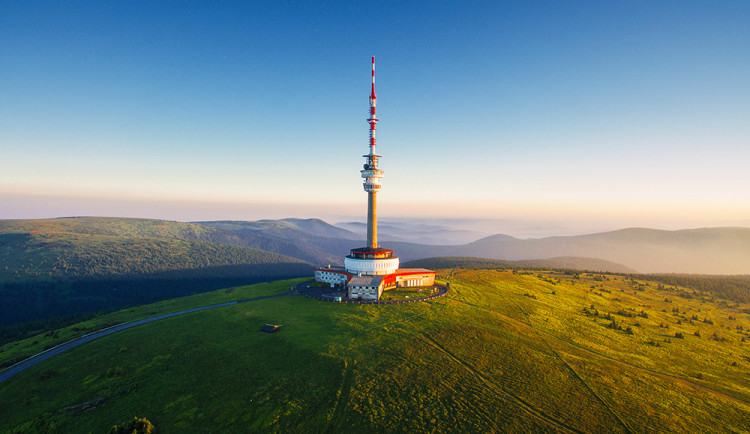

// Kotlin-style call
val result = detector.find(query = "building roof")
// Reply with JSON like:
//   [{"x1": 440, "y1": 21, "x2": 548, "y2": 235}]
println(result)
[
  {"x1": 348, "y1": 275, "x2": 384, "y2": 287},
  {"x1": 260, "y1": 324, "x2": 279, "y2": 333},
  {"x1": 381, "y1": 268, "x2": 436, "y2": 287},
  {"x1": 314, "y1": 267, "x2": 351, "y2": 276},
  {"x1": 315, "y1": 265, "x2": 347, "y2": 271},
  {"x1": 392, "y1": 268, "x2": 436, "y2": 275},
  {"x1": 349, "y1": 247, "x2": 394, "y2": 255}
]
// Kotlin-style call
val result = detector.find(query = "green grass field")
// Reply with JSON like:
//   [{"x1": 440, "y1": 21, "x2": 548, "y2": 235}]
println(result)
[
  {"x1": 1, "y1": 270, "x2": 749, "y2": 433},
  {"x1": 381, "y1": 287, "x2": 435, "y2": 301}
]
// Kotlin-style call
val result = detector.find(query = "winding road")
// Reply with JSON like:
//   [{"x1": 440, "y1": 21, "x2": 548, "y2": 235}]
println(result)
[{"x1": 0, "y1": 292, "x2": 292, "y2": 384}]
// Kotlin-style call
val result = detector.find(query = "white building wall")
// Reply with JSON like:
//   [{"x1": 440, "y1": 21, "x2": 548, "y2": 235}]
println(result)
[
  {"x1": 344, "y1": 257, "x2": 399, "y2": 276},
  {"x1": 314, "y1": 270, "x2": 349, "y2": 286},
  {"x1": 349, "y1": 285, "x2": 381, "y2": 300},
  {"x1": 394, "y1": 274, "x2": 435, "y2": 288}
]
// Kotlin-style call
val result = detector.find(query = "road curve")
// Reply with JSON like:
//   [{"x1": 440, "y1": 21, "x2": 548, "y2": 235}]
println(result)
[{"x1": 0, "y1": 292, "x2": 291, "y2": 384}]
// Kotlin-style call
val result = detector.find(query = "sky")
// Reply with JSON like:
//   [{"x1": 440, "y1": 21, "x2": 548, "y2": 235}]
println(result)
[{"x1": 2, "y1": 1, "x2": 749, "y2": 237}]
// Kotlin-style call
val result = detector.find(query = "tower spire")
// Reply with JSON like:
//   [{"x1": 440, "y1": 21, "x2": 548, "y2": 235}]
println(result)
[
  {"x1": 362, "y1": 56, "x2": 383, "y2": 249},
  {"x1": 368, "y1": 56, "x2": 378, "y2": 156}
]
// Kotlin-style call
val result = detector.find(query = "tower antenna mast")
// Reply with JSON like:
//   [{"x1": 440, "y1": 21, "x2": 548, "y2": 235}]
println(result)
[{"x1": 362, "y1": 56, "x2": 383, "y2": 249}]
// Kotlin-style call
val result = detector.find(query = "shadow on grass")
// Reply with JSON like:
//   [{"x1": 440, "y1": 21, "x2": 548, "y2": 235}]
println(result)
[{"x1": 0, "y1": 262, "x2": 312, "y2": 330}]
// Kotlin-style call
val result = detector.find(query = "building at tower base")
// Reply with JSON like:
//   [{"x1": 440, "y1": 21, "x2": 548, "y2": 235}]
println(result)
[{"x1": 314, "y1": 266, "x2": 436, "y2": 301}]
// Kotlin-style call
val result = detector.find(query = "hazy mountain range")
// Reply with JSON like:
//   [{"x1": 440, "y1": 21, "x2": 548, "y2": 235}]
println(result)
[
  {"x1": 335, "y1": 220, "x2": 488, "y2": 245},
  {"x1": 384, "y1": 228, "x2": 750, "y2": 274},
  {"x1": 201, "y1": 219, "x2": 750, "y2": 275},
  {"x1": 3, "y1": 217, "x2": 748, "y2": 278},
  {"x1": 1, "y1": 216, "x2": 748, "y2": 327}
]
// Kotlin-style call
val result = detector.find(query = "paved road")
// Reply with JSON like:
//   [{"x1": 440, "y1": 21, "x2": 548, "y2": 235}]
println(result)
[{"x1": 0, "y1": 292, "x2": 292, "y2": 384}]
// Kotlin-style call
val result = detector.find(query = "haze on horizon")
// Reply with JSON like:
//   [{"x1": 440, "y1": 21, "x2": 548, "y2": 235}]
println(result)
[{"x1": 2, "y1": 1, "x2": 749, "y2": 238}]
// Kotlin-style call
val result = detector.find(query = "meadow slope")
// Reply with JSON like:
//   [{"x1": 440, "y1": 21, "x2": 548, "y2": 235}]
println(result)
[{"x1": 1, "y1": 270, "x2": 748, "y2": 432}]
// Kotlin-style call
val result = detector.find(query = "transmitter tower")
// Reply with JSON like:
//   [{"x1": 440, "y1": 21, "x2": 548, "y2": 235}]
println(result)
[
  {"x1": 363, "y1": 56, "x2": 383, "y2": 248},
  {"x1": 313, "y1": 58, "x2": 435, "y2": 301},
  {"x1": 344, "y1": 57, "x2": 400, "y2": 277}
]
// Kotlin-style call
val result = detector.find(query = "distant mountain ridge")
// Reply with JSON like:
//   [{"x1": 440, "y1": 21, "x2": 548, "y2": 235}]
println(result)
[
  {"x1": 457, "y1": 227, "x2": 750, "y2": 274},
  {"x1": 335, "y1": 220, "x2": 488, "y2": 245},
  {"x1": 200, "y1": 218, "x2": 360, "y2": 242},
  {"x1": 471, "y1": 234, "x2": 518, "y2": 243},
  {"x1": 403, "y1": 256, "x2": 635, "y2": 273},
  {"x1": 196, "y1": 219, "x2": 358, "y2": 265},
  {"x1": 3, "y1": 217, "x2": 748, "y2": 278},
  {"x1": 208, "y1": 219, "x2": 749, "y2": 275}
]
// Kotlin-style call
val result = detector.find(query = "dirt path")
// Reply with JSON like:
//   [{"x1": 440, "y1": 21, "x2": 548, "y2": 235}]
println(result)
[
  {"x1": 419, "y1": 334, "x2": 583, "y2": 433},
  {"x1": 327, "y1": 358, "x2": 355, "y2": 432}
]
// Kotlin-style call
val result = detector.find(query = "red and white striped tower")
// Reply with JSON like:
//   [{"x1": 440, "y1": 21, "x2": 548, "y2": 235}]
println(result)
[
  {"x1": 344, "y1": 57, "x2": 398, "y2": 279},
  {"x1": 362, "y1": 56, "x2": 384, "y2": 249},
  {"x1": 314, "y1": 57, "x2": 433, "y2": 301}
]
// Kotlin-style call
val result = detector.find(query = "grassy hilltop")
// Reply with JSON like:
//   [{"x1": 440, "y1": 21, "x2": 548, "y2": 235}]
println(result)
[{"x1": 1, "y1": 269, "x2": 748, "y2": 432}]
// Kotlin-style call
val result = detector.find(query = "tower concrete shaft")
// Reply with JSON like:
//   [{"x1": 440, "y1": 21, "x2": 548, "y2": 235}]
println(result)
[
  {"x1": 361, "y1": 56, "x2": 383, "y2": 249},
  {"x1": 367, "y1": 190, "x2": 377, "y2": 248}
]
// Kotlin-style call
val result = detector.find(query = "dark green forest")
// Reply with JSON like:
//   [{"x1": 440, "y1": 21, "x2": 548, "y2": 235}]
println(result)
[
  {"x1": 641, "y1": 274, "x2": 750, "y2": 304},
  {"x1": 0, "y1": 218, "x2": 312, "y2": 329}
]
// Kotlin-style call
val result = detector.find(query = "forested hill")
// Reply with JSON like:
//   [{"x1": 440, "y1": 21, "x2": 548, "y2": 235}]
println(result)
[
  {"x1": 0, "y1": 218, "x2": 312, "y2": 327},
  {"x1": 196, "y1": 219, "x2": 358, "y2": 265},
  {"x1": 0, "y1": 217, "x2": 341, "y2": 266},
  {"x1": 0, "y1": 218, "x2": 309, "y2": 282}
]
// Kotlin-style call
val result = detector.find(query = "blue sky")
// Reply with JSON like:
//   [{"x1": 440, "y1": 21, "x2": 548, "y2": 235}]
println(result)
[{"x1": 2, "y1": 1, "x2": 749, "y2": 234}]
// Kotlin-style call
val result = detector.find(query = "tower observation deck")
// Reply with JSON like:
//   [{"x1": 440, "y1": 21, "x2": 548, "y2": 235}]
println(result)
[{"x1": 345, "y1": 57, "x2": 399, "y2": 277}]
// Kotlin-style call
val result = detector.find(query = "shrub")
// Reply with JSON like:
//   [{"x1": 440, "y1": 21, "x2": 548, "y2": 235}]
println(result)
[
  {"x1": 40, "y1": 369, "x2": 58, "y2": 380},
  {"x1": 109, "y1": 417, "x2": 155, "y2": 434},
  {"x1": 105, "y1": 367, "x2": 125, "y2": 378}
]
